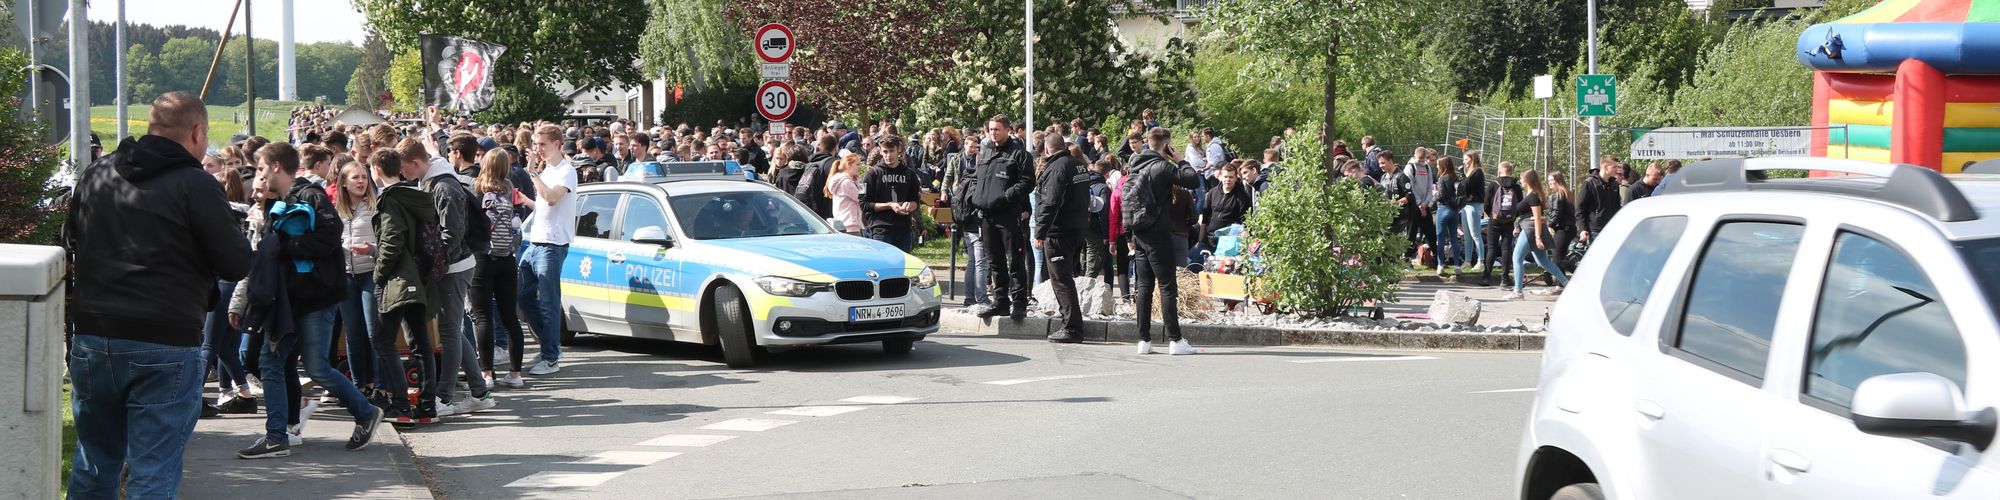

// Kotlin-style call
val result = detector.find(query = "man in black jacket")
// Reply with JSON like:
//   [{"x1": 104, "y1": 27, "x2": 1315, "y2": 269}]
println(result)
[
  {"x1": 1578, "y1": 160, "x2": 1626, "y2": 244},
  {"x1": 1125, "y1": 127, "x2": 1203, "y2": 355},
  {"x1": 66, "y1": 92, "x2": 252, "y2": 495},
  {"x1": 969, "y1": 116, "x2": 1035, "y2": 320},
  {"x1": 231, "y1": 141, "x2": 384, "y2": 459},
  {"x1": 793, "y1": 135, "x2": 838, "y2": 218},
  {"x1": 1033, "y1": 134, "x2": 1092, "y2": 342}
]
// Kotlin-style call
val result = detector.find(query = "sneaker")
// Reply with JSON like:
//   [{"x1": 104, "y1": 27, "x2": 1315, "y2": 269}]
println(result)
[
  {"x1": 287, "y1": 431, "x2": 303, "y2": 447},
  {"x1": 246, "y1": 376, "x2": 265, "y2": 397},
  {"x1": 496, "y1": 373, "x2": 526, "y2": 388},
  {"x1": 436, "y1": 398, "x2": 468, "y2": 418},
  {"x1": 1047, "y1": 331, "x2": 1082, "y2": 344},
  {"x1": 219, "y1": 396, "x2": 259, "y2": 414},
  {"x1": 1136, "y1": 340, "x2": 1154, "y2": 355},
  {"x1": 493, "y1": 347, "x2": 511, "y2": 364},
  {"x1": 415, "y1": 401, "x2": 438, "y2": 424},
  {"x1": 1169, "y1": 339, "x2": 1196, "y2": 355},
  {"x1": 201, "y1": 402, "x2": 222, "y2": 419},
  {"x1": 386, "y1": 406, "x2": 415, "y2": 426},
  {"x1": 974, "y1": 302, "x2": 1010, "y2": 319},
  {"x1": 236, "y1": 437, "x2": 290, "y2": 459},
  {"x1": 295, "y1": 397, "x2": 321, "y2": 433},
  {"x1": 1009, "y1": 305, "x2": 1027, "y2": 321},
  {"x1": 527, "y1": 359, "x2": 560, "y2": 376},
  {"x1": 1502, "y1": 292, "x2": 1525, "y2": 301},
  {"x1": 468, "y1": 393, "x2": 497, "y2": 413},
  {"x1": 347, "y1": 406, "x2": 384, "y2": 451},
  {"x1": 1551, "y1": 286, "x2": 1565, "y2": 295}
]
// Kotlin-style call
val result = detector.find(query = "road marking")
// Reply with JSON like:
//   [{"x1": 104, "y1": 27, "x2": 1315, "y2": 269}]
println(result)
[
  {"x1": 982, "y1": 372, "x2": 1133, "y2": 386},
  {"x1": 841, "y1": 395, "x2": 920, "y2": 405},
  {"x1": 1470, "y1": 387, "x2": 1538, "y2": 394},
  {"x1": 505, "y1": 472, "x2": 624, "y2": 488},
  {"x1": 699, "y1": 418, "x2": 799, "y2": 432},
  {"x1": 573, "y1": 451, "x2": 682, "y2": 465},
  {"x1": 637, "y1": 434, "x2": 737, "y2": 447},
  {"x1": 768, "y1": 406, "x2": 867, "y2": 417},
  {"x1": 1288, "y1": 355, "x2": 1440, "y2": 364}
]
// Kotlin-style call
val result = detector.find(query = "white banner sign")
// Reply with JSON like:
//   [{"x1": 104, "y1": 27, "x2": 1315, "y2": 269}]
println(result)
[{"x1": 1629, "y1": 127, "x2": 1812, "y2": 160}]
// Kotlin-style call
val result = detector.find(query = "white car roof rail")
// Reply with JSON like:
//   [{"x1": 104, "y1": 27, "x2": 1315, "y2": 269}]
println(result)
[{"x1": 1661, "y1": 157, "x2": 1978, "y2": 222}]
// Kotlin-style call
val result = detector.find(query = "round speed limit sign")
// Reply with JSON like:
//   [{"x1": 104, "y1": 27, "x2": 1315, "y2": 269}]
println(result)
[{"x1": 756, "y1": 80, "x2": 796, "y2": 122}]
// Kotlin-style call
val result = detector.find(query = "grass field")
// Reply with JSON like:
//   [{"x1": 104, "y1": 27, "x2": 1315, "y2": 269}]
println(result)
[{"x1": 90, "y1": 100, "x2": 315, "y2": 153}]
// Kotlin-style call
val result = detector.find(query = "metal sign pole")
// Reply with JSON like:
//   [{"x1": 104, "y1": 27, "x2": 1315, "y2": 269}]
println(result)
[
  {"x1": 68, "y1": 0, "x2": 88, "y2": 169},
  {"x1": 116, "y1": 0, "x2": 128, "y2": 143}
]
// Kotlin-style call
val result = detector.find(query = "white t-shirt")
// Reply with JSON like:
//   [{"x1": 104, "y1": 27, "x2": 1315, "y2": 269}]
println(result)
[{"x1": 527, "y1": 157, "x2": 581, "y2": 245}]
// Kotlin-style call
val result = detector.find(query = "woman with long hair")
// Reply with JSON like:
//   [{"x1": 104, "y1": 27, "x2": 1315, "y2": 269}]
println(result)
[
  {"x1": 1433, "y1": 156, "x2": 1464, "y2": 275},
  {"x1": 333, "y1": 161, "x2": 382, "y2": 395},
  {"x1": 1547, "y1": 170, "x2": 1580, "y2": 273},
  {"x1": 470, "y1": 149, "x2": 529, "y2": 388},
  {"x1": 1506, "y1": 169, "x2": 1571, "y2": 300},
  {"x1": 1459, "y1": 151, "x2": 1488, "y2": 271},
  {"x1": 825, "y1": 154, "x2": 863, "y2": 234}
]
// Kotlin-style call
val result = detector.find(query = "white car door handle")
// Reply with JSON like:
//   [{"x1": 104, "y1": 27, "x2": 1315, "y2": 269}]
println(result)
[
  {"x1": 1770, "y1": 449, "x2": 1811, "y2": 473},
  {"x1": 607, "y1": 252, "x2": 626, "y2": 264},
  {"x1": 1635, "y1": 400, "x2": 1667, "y2": 420}
]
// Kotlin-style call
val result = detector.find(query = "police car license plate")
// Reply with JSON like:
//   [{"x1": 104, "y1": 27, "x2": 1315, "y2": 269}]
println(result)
[{"x1": 850, "y1": 305, "x2": 904, "y2": 322}]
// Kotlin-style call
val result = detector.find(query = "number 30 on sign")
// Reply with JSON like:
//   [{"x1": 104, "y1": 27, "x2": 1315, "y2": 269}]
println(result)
[{"x1": 757, "y1": 80, "x2": 795, "y2": 122}]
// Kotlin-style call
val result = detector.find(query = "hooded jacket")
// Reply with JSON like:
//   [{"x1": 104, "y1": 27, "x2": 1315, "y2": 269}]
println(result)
[
  {"x1": 1121, "y1": 149, "x2": 1201, "y2": 234},
  {"x1": 1487, "y1": 175, "x2": 1523, "y2": 226},
  {"x1": 1032, "y1": 150, "x2": 1093, "y2": 240},
  {"x1": 795, "y1": 151, "x2": 837, "y2": 217},
  {"x1": 374, "y1": 181, "x2": 436, "y2": 316},
  {"x1": 424, "y1": 158, "x2": 477, "y2": 274},
  {"x1": 67, "y1": 135, "x2": 252, "y2": 347},
  {"x1": 970, "y1": 137, "x2": 1034, "y2": 213}
]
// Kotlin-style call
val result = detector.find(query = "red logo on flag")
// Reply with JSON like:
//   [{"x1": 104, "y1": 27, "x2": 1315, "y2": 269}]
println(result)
[{"x1": 453, "y1": 49, "x2": 487, "y2": 99}]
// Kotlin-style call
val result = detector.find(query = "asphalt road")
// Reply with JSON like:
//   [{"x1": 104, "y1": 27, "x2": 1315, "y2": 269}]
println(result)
[{"x1": 401, "y1": 333, "x2": 1541, "y2": 500}]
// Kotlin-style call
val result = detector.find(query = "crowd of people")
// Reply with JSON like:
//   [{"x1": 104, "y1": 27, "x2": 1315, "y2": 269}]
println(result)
[{"x1": 63, "y1": 87, "x2": 1686, "y2": 495}]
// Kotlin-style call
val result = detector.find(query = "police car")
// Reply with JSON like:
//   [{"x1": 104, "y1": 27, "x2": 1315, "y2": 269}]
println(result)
[{"x1": 556, "y1": 161, "x2": 942, "y2": 368}]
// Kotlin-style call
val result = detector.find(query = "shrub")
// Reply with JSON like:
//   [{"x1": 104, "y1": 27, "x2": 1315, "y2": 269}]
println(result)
[
  {"x1": 0, "y1": 48, "x2": 66, "y2": 245},
  {"x1": 1245, "y1": 125, "x2": 1405, "y2": 316}
]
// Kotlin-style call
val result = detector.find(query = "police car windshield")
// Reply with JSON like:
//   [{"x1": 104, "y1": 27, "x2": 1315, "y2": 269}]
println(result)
[
  {"x1": 1963, "y1": 238, "x2": 2000, "y2": 316},
  {"x1": 669, "y1": 190, "x2": 832, "y2": 240}
]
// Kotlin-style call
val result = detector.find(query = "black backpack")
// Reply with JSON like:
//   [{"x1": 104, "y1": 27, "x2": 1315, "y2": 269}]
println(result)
[
  {"x1": 1120, "y1": 164, "x2": 1160, "y2": 233},
  {"x1": 1493, "y1": 182, "x2": 1525, "y2": 223},
  {"x1": 1086, "y1": 177, "x2": 1110, "y2": 238},
  {"x1": 414, "y1": 219, "x2": 447, "y2": 285}
]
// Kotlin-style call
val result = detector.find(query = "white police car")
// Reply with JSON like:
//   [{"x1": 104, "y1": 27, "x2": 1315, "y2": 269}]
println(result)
[
  {"x1": 1517, "y1": 157, "x2": 2000, "y2": 499},
  {"x1": 556, "y1": 161, "x2": 941, "y2": 368}
]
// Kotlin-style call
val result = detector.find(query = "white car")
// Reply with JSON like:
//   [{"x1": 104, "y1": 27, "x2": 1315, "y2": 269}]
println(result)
[
  {"x1": 555, "y1": 162, "x2": 942, "y2": 368},
  {"x1": 1517, "y1": 158, "x2": 2000, "y2": 499}
]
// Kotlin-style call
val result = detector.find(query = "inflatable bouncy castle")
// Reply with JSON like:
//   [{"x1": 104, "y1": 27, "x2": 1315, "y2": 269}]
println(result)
[{"x1": 1799, "y1": 0, "x2": 2000, "y2": 172}]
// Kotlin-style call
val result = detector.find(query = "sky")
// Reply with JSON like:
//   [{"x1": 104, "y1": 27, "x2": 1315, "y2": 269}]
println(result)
[{"x1": 85, "y1": 0, "x2": 369, "y2": 45}]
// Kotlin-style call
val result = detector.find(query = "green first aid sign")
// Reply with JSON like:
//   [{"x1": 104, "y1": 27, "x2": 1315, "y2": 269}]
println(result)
[{"x1": 1577, "y1": 74, "x2": 1616, "y2": 117}]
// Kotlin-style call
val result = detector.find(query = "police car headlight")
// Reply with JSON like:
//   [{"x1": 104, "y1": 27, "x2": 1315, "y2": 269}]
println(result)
[
  {"x1": 913, "y1": 268, "x2": 936, "y2": 289},
  {"x1": 754, "y1": 276, "x2": 830, "y2": 297}
]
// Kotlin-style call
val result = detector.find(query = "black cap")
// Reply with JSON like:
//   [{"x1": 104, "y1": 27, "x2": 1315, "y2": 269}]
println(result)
[{"x1": 89, "y1": 132, "x2": 101, "y2": 147}]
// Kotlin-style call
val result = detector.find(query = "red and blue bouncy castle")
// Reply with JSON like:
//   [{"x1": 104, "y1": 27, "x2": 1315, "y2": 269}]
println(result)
[{"x1": 1800, "y1": 0, "x2": 2000, "y2": 172}]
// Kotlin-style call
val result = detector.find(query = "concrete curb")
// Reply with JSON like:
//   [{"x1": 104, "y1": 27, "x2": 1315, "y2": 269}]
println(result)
[
  {"x1": 387, "y1": 423, "x2": 440, "y2": 500},
  {"x1": 939, "y1": 308, "x2": 1543, "y2": 351}
]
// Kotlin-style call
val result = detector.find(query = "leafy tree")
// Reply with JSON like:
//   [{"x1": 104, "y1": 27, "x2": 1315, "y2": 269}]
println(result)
[
  {"x1": 473, "y1": 74, "x2": 567, "y2": 124},
  {"x1": 1203, "y1": 0, "x2": 1443, "y2": 183},
  {"x1": 1192, "y1": 49, "x2": 1321, "y2": 156},
  {"x1": 0, "y1": 47, "x2": 66, "y2": 244},
  {"x1": 1245, "y1": 124, "x2": 1405, "y2": 316},
  {"x1": 295, "y1": 42, "x2": 361, "y2": 103},
  {"x1": 355, "y1": 0, "x2": 649, "y2": 91},
  {"x1": 639, "y1": 0, "x2": 755, "y2": 91},
  {"x1": 126, "y1": 45, "x2": 159, "y2": 104},
  {"x1": 728, "y1": 0, "x2": 974, "y2": 120},
  {"x1": 1429, "y1": 0, "x2": 1584, "y2": 98},
  {"x1": 348, "y1": 34, "x2": 393, "y2": 108},
  {"x1": 908, "y1": 0, "x2": 1194, "y2": 131},
  {"x1": 387, "y1": 48, "x2": 424, "y2": 112},
  {"x1": 1671, "y1": 15, "x2": 1815, "y2": 128}
]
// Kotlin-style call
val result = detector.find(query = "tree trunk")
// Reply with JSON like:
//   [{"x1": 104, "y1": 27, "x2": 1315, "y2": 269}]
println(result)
[{"x1": 1322, "y1": 36, "x2": 1339, "y2": 187}]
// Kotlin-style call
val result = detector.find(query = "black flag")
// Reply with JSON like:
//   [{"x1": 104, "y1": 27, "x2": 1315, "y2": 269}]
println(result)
[{"x1": 421, "y1": 35, "x2": 507, "y2": 113}]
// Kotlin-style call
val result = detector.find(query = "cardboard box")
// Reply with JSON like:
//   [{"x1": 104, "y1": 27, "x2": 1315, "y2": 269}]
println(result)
[{"x1": 1198, "y1": 272, "x2": 1249, "y2": 301}]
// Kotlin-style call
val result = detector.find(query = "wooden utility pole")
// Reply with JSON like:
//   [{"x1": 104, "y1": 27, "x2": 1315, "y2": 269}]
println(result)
[{"x1": 199, "y1": 0, "x2": 245, "y2": 100}]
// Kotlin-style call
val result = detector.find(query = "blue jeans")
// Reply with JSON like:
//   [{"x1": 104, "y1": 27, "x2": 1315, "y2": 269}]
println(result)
[
  {"x1": 867, "y1": 227, "x2": 915, "y2": 252},
  {"x1": 518, "y1": 243, "x2": 569, "y2": 363},
  {"x1": 1462, "y1": 202, "x2": 1486, "y2": 266},
  {"x1": 260, "y1": 306, "x2": 376, "y2": 443},
  {"x1": 963, "y1": 229, "x2": 989, "y2": 304},
  {"x1": 337, "y1": 273, "x2": 379, "y2": 388},
  {"x1": 67, "y1": 334, "x2": 203, "y2": 499},
  {"x1": 1512, "y1": 230, "x2": 1573, "y2": 293},
  {"x1": 203, "y1": 280, "x2": 247, "y2": 392},
  {"x1": 1434, "y1": 204, "x2": 1462, "y2": 267}
]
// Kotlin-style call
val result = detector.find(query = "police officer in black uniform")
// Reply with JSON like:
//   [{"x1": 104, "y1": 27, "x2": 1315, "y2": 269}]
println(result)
[
  {"x1": 1033, "y1": 134, "x2": 1093, "y2": 342},
  {"x1": 968, "y1": 116, "x2": 1035, "y2": 320}
]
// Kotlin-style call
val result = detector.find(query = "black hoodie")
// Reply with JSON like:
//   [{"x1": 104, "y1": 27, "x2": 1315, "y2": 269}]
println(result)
[
  {"x1": 794, "y1": 151, "x2": 836, "y2": 217},
  {"x1": 66, "y1": 135, "x2": 252, "y2": 347}
]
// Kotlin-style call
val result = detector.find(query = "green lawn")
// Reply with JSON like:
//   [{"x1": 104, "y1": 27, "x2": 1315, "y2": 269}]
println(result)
[
  {"x1": 90, "y1": 100, "x2": 315, "y2": 153},
  {"x1": 912, "y1": 235, "x2": 957, "y2": 266}
]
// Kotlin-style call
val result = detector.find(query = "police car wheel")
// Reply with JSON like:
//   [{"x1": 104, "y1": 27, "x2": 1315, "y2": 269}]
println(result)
[
  {"x1": 558, "y1": 314, "x2": 578, "y2": 346},
  {"x1": 883, "y1": 339, "x2": 915, "y2": 355},
  {"x1": 713, "y1": 285, "x2": 761, "y2": 368}
]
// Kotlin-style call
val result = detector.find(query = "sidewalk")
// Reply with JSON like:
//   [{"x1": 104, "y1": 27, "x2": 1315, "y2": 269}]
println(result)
[{"x1": 180, "y1": 397, "x2": 433, "y2": 499}]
